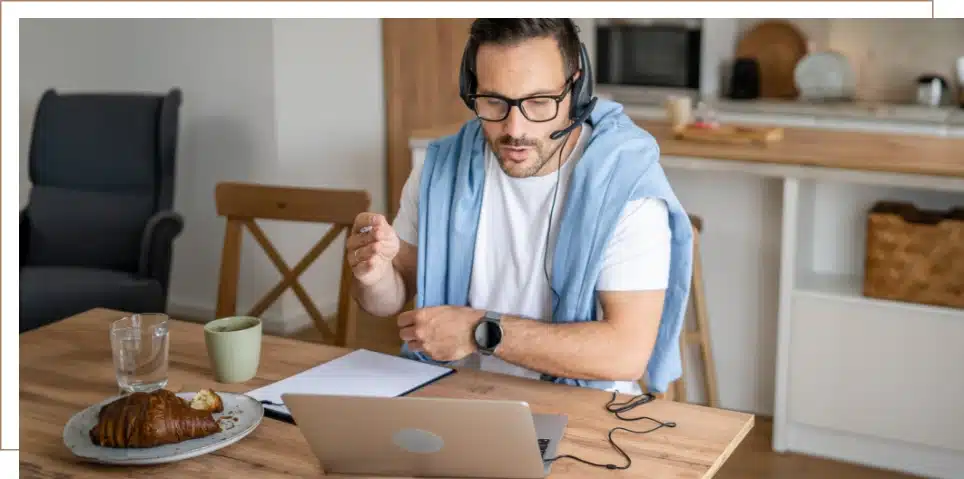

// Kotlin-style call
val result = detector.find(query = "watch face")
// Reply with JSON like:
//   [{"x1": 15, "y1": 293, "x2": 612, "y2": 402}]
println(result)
[
  {"x1": 474, "y1": 319, "x2": 502, "y2": 351},
  {"x1": 485, "y1": 321, "x2": 502, "y2": 347},
  {"x1": 474, "y1": 321, "x2": 489, "y2": 348}
]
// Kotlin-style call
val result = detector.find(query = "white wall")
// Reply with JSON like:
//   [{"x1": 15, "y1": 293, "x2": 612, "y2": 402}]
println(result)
[
  {"x1": 19, "y1": 19, "x2": 385, "y2": 333},
  {"x1": 270, "y1": 19, "x2": 386, "y2": 329}
]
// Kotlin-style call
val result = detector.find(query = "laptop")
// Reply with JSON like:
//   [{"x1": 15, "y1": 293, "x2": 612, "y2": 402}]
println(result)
[{"x1": 282, "y1": 393, "x2": 568, "y2": 478}]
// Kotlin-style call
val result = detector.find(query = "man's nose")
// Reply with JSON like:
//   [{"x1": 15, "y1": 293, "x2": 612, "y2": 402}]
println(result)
[{"x1": 501, "y1": 106, "x2": 528, "y2": 138}]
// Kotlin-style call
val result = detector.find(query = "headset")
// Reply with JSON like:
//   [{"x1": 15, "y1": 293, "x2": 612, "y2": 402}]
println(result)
[{"x1": 458, "y1": 19, "x2": 598, "y2": 140}]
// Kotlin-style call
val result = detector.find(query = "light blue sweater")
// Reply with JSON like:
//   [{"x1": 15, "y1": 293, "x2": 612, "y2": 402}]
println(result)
[{"x1": 400, "y1": 99, "x2": 693, "y2": 393}]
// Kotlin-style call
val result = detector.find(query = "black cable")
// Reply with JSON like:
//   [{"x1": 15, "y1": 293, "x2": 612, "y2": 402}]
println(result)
[
  {"x1": 538, "y1": 121, "x2": 676, "y2": 471},
  {"x1": 542, "y1": 128, "x2": 571, "y2": 317},
  {"x1": 543, "y1": 391, "x2": 677, "y2": 471}
]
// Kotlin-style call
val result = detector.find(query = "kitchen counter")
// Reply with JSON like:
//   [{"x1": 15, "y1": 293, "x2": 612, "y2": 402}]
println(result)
[
  {"x1": 410, "y1": 117, "x2": 964, "y2": 180},
  {"x1": 639, "y1": 120, "x2": 964, "y2": 179},
  {"x1": 707, "y1": 98, "x2": 964, "y2": 126},
  {"x1": 597, "y1": 86, "x2": 964, "y2": 127}
]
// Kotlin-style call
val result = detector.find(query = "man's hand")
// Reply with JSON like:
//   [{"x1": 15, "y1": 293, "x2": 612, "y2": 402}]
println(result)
[
  {"x1": 397, "y1": 306, "x2": 481, "y2": 362},
  {"x1": 346, "y1": 213, "x2": 400, "y2": 287}
]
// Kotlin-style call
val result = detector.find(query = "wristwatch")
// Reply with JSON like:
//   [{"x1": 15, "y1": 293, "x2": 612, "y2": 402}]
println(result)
[{"x1": 473, "y1": 311, "x2": 503, "y2": 356}]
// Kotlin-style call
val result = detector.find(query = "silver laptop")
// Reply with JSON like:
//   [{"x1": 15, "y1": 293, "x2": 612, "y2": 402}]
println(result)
[{"x1": 282, "y1": 393, "x2": 568, "y2": 478}]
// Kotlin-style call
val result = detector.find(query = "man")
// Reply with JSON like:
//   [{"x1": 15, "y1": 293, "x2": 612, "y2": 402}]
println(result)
[{"x1": 347, "y1": 19, "x2": 693, "y2": 395}]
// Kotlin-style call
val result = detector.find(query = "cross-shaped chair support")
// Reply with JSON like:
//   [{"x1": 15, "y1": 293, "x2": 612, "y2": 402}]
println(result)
[{"x1": 214, "y1": 181, "x2": 371, "y2": 347}]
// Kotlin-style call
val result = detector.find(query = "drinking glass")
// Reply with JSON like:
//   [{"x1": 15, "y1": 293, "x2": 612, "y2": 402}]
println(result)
[{"x1": 110, "y1": 313, "x2": 170, "y2": 394}]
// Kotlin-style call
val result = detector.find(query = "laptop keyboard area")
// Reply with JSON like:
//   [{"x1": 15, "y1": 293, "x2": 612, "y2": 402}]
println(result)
[{"x1": 538, "y1": 438, "x2": 550, "y2": 458}]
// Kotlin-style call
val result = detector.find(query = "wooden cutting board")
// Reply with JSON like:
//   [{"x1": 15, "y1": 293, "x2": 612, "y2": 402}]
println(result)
[
  {"x1": 675, "y1": 124, "x2": 784, "y2": 146},
  {"x1": 736, "y1": 20, "x2": 808, "y2": 99}
]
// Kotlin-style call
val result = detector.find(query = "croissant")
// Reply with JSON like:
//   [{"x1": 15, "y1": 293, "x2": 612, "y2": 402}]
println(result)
[
  {"x1": 89, "y1": 389, "x2": 222, "y2": 448},
  {"x1": 189, "y1": 388, "x2": 224, "y2": 413}
]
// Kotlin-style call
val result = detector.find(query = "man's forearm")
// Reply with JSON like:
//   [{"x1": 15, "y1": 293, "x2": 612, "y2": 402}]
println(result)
[
  {"x1": 494, "y1": 315, "x2": 650, "y2": 382},
  {"x1": 353, "y1": 270, "x2": 408, "y2": 318}
]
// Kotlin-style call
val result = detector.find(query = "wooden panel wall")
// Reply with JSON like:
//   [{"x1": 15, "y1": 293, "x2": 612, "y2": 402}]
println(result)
[{"x1": 381, "y1": 19, "x2": 476, "y2": 219}]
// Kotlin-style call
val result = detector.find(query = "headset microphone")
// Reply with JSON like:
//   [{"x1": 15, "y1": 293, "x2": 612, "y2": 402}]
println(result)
[{"x1": 549, "y1": 96, "x2": 597, "y2": 141}]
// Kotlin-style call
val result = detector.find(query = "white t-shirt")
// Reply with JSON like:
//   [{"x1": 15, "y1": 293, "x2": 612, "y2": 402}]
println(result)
[{"x1": 393, "y1": 125, "x2": 671, "y2": 395}]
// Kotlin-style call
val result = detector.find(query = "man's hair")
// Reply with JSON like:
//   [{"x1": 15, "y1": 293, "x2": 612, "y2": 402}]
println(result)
[{"x1": 467, "y1": 19, "x2": 582, "y2": 78}]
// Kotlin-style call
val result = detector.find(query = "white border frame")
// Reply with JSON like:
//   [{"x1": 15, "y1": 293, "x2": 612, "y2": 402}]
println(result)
[{"x1": 2, "y1": 0, "x2": 938, "y2": 471}]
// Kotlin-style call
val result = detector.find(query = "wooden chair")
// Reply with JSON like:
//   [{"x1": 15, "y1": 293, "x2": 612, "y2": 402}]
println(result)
[
  {"x1": 214, "y1": 181, "x2": 371, "y2": 347},
  {"x1": 646, "y1": 214, "x2": 720, "y2": 408}
]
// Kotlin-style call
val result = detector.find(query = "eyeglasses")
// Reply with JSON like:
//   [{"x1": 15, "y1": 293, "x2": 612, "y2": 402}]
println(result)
[{"x1": 467, "y1": 80, "x2": 573, "y2": 123}]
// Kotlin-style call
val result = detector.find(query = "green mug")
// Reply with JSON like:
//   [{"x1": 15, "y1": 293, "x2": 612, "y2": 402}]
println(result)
[{"x1": 204, "y1": 316, "x2": 262, "y2": 383}]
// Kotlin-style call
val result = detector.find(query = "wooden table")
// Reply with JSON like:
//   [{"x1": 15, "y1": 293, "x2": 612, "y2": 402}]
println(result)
[{"x1": 20, "y1": 309, "x2": 754, "y2": 478}]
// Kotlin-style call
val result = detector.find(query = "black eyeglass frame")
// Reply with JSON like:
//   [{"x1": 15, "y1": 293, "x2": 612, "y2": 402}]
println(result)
[{"x1": 466, "y1": 77, "x2": 575, "y2": 123}]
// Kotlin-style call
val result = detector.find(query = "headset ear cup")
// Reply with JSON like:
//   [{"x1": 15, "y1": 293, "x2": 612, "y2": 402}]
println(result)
[
  {"x1": 459, "y1": 41, "x2": 475, "y2": 109},
  {"x1": 580, "y1": 41, "x2": 594, "y2": 105},
  {"x1": 570, "y1": 42, "x2": 594, "y2": 120}
]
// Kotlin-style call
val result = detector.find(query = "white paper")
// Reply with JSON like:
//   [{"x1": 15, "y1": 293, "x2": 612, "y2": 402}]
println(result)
[{"x1": 246, "y1": 349, "x2": 453, "y2": 416}]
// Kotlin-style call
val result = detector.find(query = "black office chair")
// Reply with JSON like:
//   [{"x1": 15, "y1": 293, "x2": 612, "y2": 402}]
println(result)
[{"x1": 20, "y1": 88, "x2": 185, "y2": 333}]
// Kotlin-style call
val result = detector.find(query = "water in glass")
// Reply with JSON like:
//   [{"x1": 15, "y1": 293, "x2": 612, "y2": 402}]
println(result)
[{"x1": 110, "y1": 313, "x2": 170, "y2": 394}]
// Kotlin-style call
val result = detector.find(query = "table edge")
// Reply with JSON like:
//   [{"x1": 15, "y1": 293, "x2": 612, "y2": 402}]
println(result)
[{"x1": 702, "y1": 414, "x2": 756, "y2": 478}]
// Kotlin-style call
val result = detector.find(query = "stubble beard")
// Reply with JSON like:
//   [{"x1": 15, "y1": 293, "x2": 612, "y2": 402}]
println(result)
[{"x1": 487, "y1": 132, "x2": 567, "y2": 179}]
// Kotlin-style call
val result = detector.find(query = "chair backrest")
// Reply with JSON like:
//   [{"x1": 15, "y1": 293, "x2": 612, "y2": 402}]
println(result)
[
  {"x1": 641, "y1": 213, "x2": 705, "y2": 399},
  {"x1": 23, "y1": 88, "x2": 182, "y2": 273},
  {"x1": 214, "y1": 181, "x2": 371, "y2": 347}
]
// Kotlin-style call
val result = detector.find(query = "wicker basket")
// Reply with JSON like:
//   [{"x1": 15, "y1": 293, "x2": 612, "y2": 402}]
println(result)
[{"x1": 863, "y1": 201, "x2": 964, "y2": 309}]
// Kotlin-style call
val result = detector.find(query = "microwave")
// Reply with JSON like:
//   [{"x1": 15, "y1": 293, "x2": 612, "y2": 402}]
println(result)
[{"x1": 595, "y1": 23, "x2": 702, "y2": 90}]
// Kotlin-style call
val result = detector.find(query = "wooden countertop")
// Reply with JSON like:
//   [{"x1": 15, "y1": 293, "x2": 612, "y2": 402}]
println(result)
[
  {"x1": 410, "y1": 118, "x2": 964, "y2": 179},
  {"x1": 22, "y1": 308, "x2": 754, "y2": 478}
]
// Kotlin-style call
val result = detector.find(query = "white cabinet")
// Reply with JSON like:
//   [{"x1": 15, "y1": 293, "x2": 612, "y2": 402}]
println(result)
[
  {"x1": 774, "y1": 176, "x2": 964, "y2": 479},
  {"x1": 788, "y1": 293, "x2": 964, "y2": 449},
  {"x1": 778, "y1": 291, "x2": 964, "y2": 479}
]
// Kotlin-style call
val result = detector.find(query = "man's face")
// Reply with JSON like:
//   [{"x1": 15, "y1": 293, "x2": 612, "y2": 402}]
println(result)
[{"x1": 474, "y1": 37, "x2": 573, "y2": 178}]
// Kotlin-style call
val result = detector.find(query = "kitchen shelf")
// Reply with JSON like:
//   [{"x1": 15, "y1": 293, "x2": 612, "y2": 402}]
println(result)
[
  {"x1": 793, "y1": 270, "x2": 860, "y2": 299},
  {"x1": 793, "y1": 269, "x2": 964, "y2": 316}
]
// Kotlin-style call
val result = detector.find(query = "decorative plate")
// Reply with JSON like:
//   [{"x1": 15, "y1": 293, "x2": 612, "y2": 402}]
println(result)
[
  {"x1": 735, "y1": 20, "x2": 809, "y2": 99},
  {"x1": 794, "y1": 51, "x2": 856, "y2": 102},
  {"x1": 63, "y1": 391, "x2": 264, "y2": 466}
]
